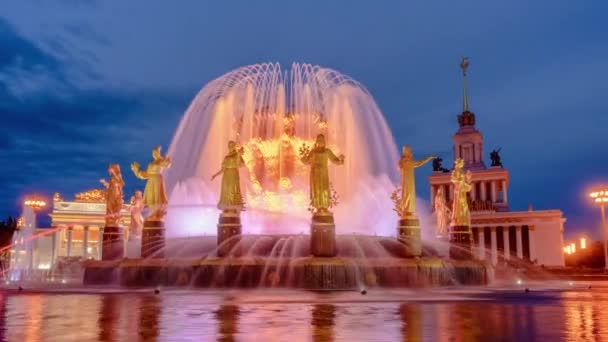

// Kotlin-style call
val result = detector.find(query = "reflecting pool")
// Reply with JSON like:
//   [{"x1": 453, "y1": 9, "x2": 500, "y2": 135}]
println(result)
[{"x1": 1, "y1": 282, "x2": 607, "y2": 341}]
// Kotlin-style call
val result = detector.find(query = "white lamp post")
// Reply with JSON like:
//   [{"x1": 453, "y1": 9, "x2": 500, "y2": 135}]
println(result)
[{"x1": 589, "y1": 188, "x2": 608, "y2": 271}]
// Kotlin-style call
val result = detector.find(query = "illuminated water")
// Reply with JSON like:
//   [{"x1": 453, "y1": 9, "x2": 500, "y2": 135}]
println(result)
[
  {"x1": 164, "y1": 62, "x2": 405, "y2": 238},
  {"x1": 2, "y1": 282, "x2": 607, "y2": 341}
]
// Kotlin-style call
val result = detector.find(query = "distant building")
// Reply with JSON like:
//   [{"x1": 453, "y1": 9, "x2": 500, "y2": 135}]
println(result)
[
  {"x1": 428, "y1": 61, "x2": 565, "y2": 266},
  {"x1": 24, "y1": 189, "x2": 131, "y2": 272}
]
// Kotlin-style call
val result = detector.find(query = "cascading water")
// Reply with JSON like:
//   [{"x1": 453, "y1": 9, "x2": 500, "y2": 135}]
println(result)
[
  {"x1": 83, "y1": 63, "x2": 492, "y2": 289},
  {"x1": 165, "y1": 63, "x2": 401, "y2": 237}
]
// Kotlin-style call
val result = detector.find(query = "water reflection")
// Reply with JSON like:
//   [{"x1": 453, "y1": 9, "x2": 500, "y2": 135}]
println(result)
[
  {"x1": 399, "y1": 304, "x2": 422, "y2": 341},
  {"x1": 98, "y1": 295, "x2": 119, "y2": 341},
  {"x1": 1, "y1": 288, "x2": 608, "y2": 340},
  {"x1": 312, "y1": 304, "x2": 335, "y2": 342},
  {"x1": 215, "y1": 304, "x2": 239, "y2": 342},
  {"x1": 139, "y1": 295, "x2": 161, "y2": 341}
]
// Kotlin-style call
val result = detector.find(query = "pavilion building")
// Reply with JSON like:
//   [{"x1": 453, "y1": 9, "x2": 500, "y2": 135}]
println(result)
[
  {"x1": 427, "y1": 61, "x2": 565, "y2": 266},
  {"x1": 26, "y1": 190, "x2": 131, "y2": 271}
]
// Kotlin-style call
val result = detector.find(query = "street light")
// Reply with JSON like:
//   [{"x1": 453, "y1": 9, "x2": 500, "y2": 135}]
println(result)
[
  {"x1": 24, "y1": 198, "x2": 47, "y2": 211},
  {"x1": 589, "y1": 187, "x2": 608, "y2": 270}
]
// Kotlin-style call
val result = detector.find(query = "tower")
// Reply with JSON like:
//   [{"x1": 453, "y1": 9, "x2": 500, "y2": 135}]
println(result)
[{"x1": 453, "y1": 57, "x2": 486, "y2": 171}]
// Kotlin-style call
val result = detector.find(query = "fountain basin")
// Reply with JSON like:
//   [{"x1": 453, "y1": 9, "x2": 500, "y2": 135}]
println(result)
[{"x1": 83, "y1": 257, "x2": 492, "y2": 290}]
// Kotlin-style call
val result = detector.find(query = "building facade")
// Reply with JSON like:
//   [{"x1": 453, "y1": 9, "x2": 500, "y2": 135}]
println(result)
[
  {"x1": 26, "y1": 189, "x2": 131, "y2": 271},
  {"x1": 428, "y1": 64, "x2": 565, "y2": 266}
]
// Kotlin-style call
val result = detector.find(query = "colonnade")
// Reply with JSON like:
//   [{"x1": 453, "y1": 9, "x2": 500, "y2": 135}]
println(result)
[
  {"x1": 471, "y1": 225, "x2": 536, "y2": 265},
  {"x1": 49, "y1": 225, "x2": 102, "y2": 265},
  {"x1": 430, "y1": 179, "x2": 508, "y2": 208}
]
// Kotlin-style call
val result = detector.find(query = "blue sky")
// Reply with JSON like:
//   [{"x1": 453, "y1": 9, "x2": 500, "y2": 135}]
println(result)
[{"x1": 1, "y1": 1, "x2": 607, "y2": 239}]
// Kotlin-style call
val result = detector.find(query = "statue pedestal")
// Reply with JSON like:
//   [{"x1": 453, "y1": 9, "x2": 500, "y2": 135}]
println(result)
[
  {"x1": 449, "y1": 225, "x2": 473, "y2": 260},
  {"x1": 217, "y1": 212, "x2": 242, "y2": 257},
  {"x1": 141, "y1": 220, "x2": 165, "y2": 258},
  {"x1": 397, "y1": 214, "x2": 421, "y2": 257},
  {"x1": 311, "y1": 214, "x2": 336, "y2": 257},
  {"x1": 102, "y1": 226, "x2": 124, "y2": 260}
]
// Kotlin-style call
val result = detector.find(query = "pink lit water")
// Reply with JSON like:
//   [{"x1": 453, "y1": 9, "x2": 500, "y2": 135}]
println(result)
[{"x1": 1, "y1": 282, "x2": 607, "y2": 341}]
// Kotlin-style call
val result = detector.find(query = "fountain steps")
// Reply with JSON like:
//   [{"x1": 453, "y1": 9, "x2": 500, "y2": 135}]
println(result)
[{"x1": 83, "y1": 257, "x2": 491, "y2": 290}]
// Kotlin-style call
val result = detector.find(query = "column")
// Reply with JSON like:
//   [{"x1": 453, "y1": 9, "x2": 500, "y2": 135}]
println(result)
[
  {"x1": 529, "y1": 226, "x2": 536, "y2": 263},
  {"x1": 470, "y1": 182, "x2": 477, "y2": 201},
  {"x1": 490, "y1": 227, "x2": 498, "y2": 265},
  {"x1": 98, "y1": 227, "x2": 104, "y2": 260},
  {"x1": 502, "y1": 180, "x2": 508, "y2": 204},
  {"x1": 430, "y1": 185, "x2": 435, "y2": 209},
  {"x1": 83, "y1": 226, "x2": 89, "y2": 259},
  {"x1": 516, "y1": 226, "x2": 524, "y2": 259},
  {"x1": 66, "y1": 226, "x2": 73, "y2": 257},
  {"x1": 51, "y1": 228, "x2": 57, "y2": 265},
  {"x1": 480, "y1": 181, "x2": 487, "y2": 201},
  {"x1": 477, "y1": 229, "x2": 484, "y2": 260},
  {"x1": 503, "y1": 228, "x2": 510, "y2": 260},
  {"x1": 490, "y1": 181, "x2": 497, "y2": 204},
  {"x1": 28, "y1": 239, "x2": 34, "y2": 272}
]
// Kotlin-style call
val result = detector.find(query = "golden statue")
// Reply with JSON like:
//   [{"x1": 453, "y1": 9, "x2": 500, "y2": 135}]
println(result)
[
  {"x1": 433, "y1": 187, "x2": 451, "y2": 237},
  {"x1": 131, "y1": 146, "x2": 171, "y2": 221},
  {"x1": 451, "y1": 158, "x2": 473, "y2": 226},
  {"x1": 393, "y1": 146, "x2": 435, "y2": 217},
  {"x1": 100, "y1": 164, "x2": 124, "y2": 227},
  {"x1": 212, "y1": 141, "x2": 246, "y2": 212},
  {"x1": 300, "y1": 134, "x2": 344, "y2": 215},
  {"x1": 129, "y1": 190, "x2": 144, "y2": 239}
]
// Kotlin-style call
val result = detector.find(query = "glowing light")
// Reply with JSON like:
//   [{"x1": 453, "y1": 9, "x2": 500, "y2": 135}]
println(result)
[
  {"x1": 37, "y1": 263, "x2": 50, "y2": 270},
  {"x1": 589, "y1": 188, "x2": 608, "y2": 202},
  {"x1": 516, "y1": 279, "x2": 523, "y2": 285},
  {"x1": 570, "y1": 243, "x2": 576, "y2": 253},
  {"x1": 24, "y1": 197, "x2": 47, "y2": 211},
  {"x1": 581, "y1": 238, "x2": 587, "y2": 249},
  {"x1": 240, "y1": 132, "x2": 319, "y2": 214},
  {"x1": 166, "y1": 63, "x2": 401, "y2": 237},
  {"x1": 565, "y1": 245, "x2": 572, "y2": 254}
]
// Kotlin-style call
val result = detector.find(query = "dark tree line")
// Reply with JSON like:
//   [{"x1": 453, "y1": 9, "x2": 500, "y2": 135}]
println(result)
[
  {"x1": 564, "y1": 241, "x2": 606, "y2": 269},
  {"x1": 0, "y1": 216, "x2": 17, "y2": 248}
]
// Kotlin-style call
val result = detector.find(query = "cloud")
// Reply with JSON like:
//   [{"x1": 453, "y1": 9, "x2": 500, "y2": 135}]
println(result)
[
  {"x1": 0, "y1": 18, "x2": 188, "y2": 223},
  {"x1": 0, "y1": 1, "x2": 606, "y2": 237}
]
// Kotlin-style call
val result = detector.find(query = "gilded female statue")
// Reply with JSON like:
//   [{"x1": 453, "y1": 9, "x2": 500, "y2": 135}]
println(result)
[
  {"x1": 212, "y1": 141, "x2": 246, "y2": 212},
  {"x1": 397, "y1": 146, "x2": 436, "y2": 215},
  {"x1": 451, "y1": 158, "x2": 473, "y2": 226},
  {"x1": 433, "y1": 187, "x2": 451, "y2": 237},
  {"x1": 129, "y1": 190, "x2": 144, "y2": 239},
  {"x1": 131, "y1": 146, "x2": 171, "y2": 220},
  {"x1": 300, "y1": 134, "x2": 344, "y2": 215},
  {"x1": 100, "y1": 164, "x2": 124, "y2": 227}
]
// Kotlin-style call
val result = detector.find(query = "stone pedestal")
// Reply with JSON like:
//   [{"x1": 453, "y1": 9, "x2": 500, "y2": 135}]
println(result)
[
  {"x1": 397, "y1": 215, "x2": 421, "y2": 257},
  {"x1": 141, "y1": 220, "x2": 165, "y2": 258},
  {"x1": 102, "y1": 226, "x2": 124, "y2": 261},
  {"x1": 217, "y1": 213, "x2": 242, "y2": 257},
  {"x1": 311, "y1": 214, "x2": 336, "y2": 257},
  {"x1": 449, "y1": 225, "x2": 473, "y2": 260}
]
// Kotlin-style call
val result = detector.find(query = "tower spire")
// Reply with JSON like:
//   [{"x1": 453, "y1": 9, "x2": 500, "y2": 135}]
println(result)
[{"x1": 460, "y1": 57, "x2": 470, "y2": 112}]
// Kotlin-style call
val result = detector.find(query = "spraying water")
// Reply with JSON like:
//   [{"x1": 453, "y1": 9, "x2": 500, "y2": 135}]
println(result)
[{"x1": 165, "y1": 63, "x2": 401, "y2": 237}]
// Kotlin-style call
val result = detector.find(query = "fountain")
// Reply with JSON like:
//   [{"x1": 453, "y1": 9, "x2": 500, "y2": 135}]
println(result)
[
  {"x1": 83, "y1": 62, "x2": 491, "y2": 289},
  {"x1": 7, "y1": 199, "x2": 47, "y2": 281}
]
